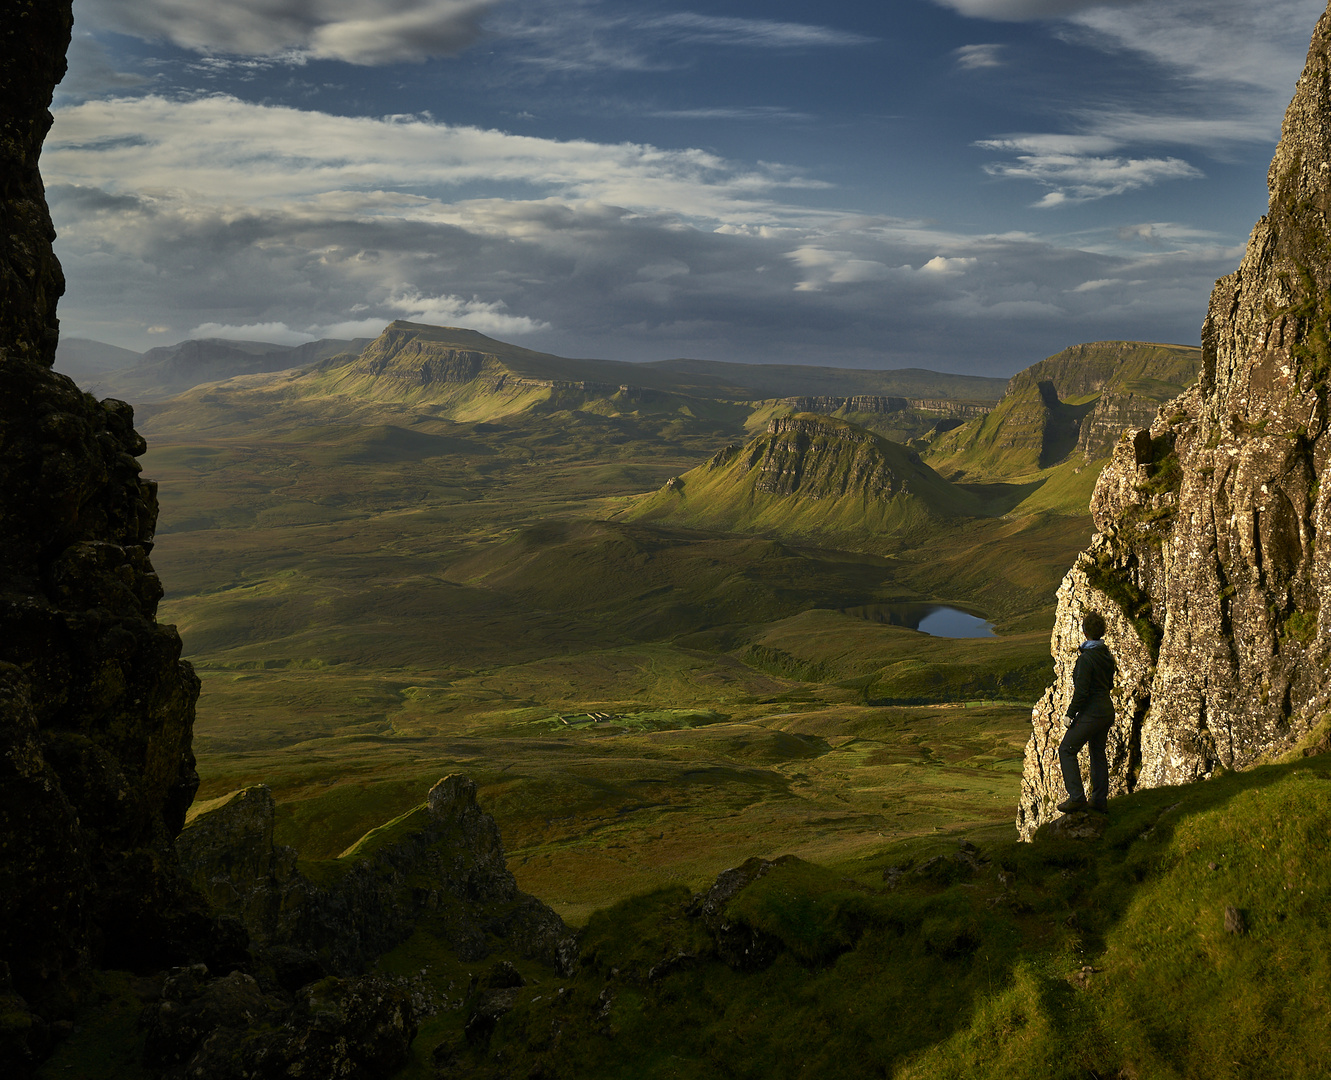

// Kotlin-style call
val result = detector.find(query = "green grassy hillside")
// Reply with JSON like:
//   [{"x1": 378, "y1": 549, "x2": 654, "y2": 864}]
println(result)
[
  {"x1": 925, "y1": 341, "x2": 1201, "y2": 484},
  {"x1": 123, "y1": 326, "x2": 1209, "y2": 935},
  {"x1": 388, "y1": 751, "x2": 1331, "y2": 1080},
  {"x1": 1006, "y1": 340, "x2": 1202, "y2": 400},
  {"x1": 627, "y1": 413, "x2": 982, "y2": 548}
]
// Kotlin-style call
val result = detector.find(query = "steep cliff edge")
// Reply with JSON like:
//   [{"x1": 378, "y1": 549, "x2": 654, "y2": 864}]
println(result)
[
  {"x1": 627, "y1": 413, "x2": 983, "y2": 546},
  {"x1": 1018, "y1": 4, "x2": 1331, "y2": 838},
  {"x1": 925, "y1": 341, "x2": 1201, "y2": 481},
  {"x1": 0, "y1": 0, "x2": 220, "y2": 1043}
]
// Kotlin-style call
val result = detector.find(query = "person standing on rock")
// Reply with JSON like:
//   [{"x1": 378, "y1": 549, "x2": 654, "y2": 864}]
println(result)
[{"x1": 1056, "y1": 611, "x2": 1117, "y2": 815}]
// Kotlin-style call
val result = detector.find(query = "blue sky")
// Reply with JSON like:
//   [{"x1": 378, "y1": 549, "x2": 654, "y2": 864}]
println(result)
[{"x1": 48, "y1": 0, "x2": 1327, "y2": 375}]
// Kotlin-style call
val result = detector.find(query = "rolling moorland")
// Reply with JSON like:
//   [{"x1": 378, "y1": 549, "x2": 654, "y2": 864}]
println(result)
[{"x1": 111, "y1": 322, "x2": 1196, "y2": 922}]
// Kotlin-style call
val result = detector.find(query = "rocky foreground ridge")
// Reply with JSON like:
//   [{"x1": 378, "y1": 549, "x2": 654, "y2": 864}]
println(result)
[{"x1": 1018, "y1": 5, "x2": 1331, "y2": 837}]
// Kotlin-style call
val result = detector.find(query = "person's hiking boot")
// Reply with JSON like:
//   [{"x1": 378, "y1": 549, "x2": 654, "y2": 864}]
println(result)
[
  {"x1": 1056, "y1": 797, "x2": 1088, "y2": 814},
  {"x1": 1089, "y1": 801, "x2": 1108, "y2": 815}
]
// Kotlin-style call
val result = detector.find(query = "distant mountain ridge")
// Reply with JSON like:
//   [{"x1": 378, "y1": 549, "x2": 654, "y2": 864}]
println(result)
[
  {"x1": 627, "y1": 412, "x2": 982, "y2": 549},
  {"x1": 52, "y1": 336, "x2": 142, "y2": 381},
  {"x1": 315, "y1": 321, "x2": 1009, "y2": 405},
  {"x1": 923, "y1": 341, "x2": 1202, "y2": 481},
  {"x1": 88, "y1": 336, "x2": 372, "y2": 402}
]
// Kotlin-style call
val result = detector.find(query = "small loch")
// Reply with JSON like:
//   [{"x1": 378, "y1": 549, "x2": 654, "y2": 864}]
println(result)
[{"x1": 842, "y1": 603, "x2": 995, "y2": 639}]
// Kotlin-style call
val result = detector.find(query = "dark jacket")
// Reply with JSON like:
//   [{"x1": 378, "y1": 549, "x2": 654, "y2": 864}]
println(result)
[{"x1": 1066, "y1": 640, "x2": 1116, "y2": 721}]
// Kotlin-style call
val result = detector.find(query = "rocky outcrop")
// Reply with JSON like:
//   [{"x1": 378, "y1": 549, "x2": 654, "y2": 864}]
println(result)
[
  {"x1": 1075, "y1": 391, "x2": 1164, "y2": 461},
  {"x1": 141, "y1": 966, "x2": 416, "y2": 1080},
  {"x1": 1018, "y1": 5, "x2": 1331, "y2": 838},
  {"x1": 927, "y1": 342, "x2": 1201, "y2": 480},
  {"x1": 1, "y1": 2, "x2": 226, "y2": 1058},
  {"x1": 742, "y1": 414, "x2": 933, "y2": 499},
  {"x1": 779, "y1": 395, "x2": 990, "y2": 419},
  {"x1": 179, "y1": 776, "x2": 578, "y2": 982}
]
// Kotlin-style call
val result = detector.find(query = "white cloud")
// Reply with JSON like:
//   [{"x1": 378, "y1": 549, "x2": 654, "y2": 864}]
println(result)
[
  {"x1": 79, "y1": 0, "x2": 501, "y2": 65},
  {"x1": 186, "y1": 321, "x2": 317, "y2": 344},
  {"x1": 979, "y1": 140, "x2": 1202, "y2": 203},
  {"x1": 1063, "y1": 0, "x2": 1323, "y2": 96},
  {"x1": 962, "y1": 1, "x2": 1323, "y2": 205},
  {"x1": 46, "y1": 94, "x2": 823, "y2": 224},
  {"x1": 954, "y1": 43, "x2": 1006, "y2": 69},
  {"x1": 641, "y1": 13, "x2": 873, "y2": 49},
  {"x1": 46, "y1": 93, "x2": 1228, "y2": 369},
  {"x1": 920, "y1": 256, "x2": 979, "y2": 275},
  {"x1": 386, "y1": 290, "x2": 551, "y2": 334}
]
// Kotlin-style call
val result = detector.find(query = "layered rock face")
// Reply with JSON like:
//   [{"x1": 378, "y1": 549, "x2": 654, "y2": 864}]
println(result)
[
  {"x1": 927, "y1": 341, "x2": 1201, "y2": 479},
  {"x1": 779, "y1": 395, "x2": 990, "y2": 419},
  {"x1": 1018, "y1": 5, "x2": 1331, "y2": 838},
  {"x1": 745, "y1": 415, "x2": 921, "y2": 499},
  {"x1": 0, "y1": 0, "x2": 215, "y2": 1033}
]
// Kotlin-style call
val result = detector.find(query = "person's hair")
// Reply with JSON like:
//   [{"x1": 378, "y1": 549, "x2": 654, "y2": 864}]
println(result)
[{"x1": 1082, "y1": 612, "x2": 1106, "y2": 640}]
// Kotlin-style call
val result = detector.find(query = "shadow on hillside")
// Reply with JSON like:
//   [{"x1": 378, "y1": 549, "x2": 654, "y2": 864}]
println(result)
[
  {"x1": 462, "y1": 749, "x2": 1331, "y2": 1079},
  {"x1": 955, "y1": 479, "x2": 1046, "y2": 515}
]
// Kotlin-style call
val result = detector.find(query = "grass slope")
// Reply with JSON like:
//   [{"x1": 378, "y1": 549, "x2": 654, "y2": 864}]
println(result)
[
  {"x1": 412, "y1": 752, "x2": 1331, "y2": 1080},
  {"x1": 627, "y1": 414, "x2": 983, "y2": 549},
  {"x1": 925, "y1": 341, "x2": 1201, "y2": 484}
]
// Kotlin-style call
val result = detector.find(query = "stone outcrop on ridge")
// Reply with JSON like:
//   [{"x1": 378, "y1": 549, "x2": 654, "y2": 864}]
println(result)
[
  {"x1": 0, "y1": 11, "x2": 578, "y2": 1077},
  {"x1": 926, "y1": 341, "x2": 1202, "y2": 479},
  {"x1": 1018, "y1": 3, "x2": 1331, "y2": 838},
  {"x1": 178, "y1": 775, "x2": 578, "y2": 983}
]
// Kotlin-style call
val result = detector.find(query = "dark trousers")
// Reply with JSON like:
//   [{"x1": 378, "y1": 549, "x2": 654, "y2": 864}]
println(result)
[{"x1": 1059, "y1": 711, "x2": 1114, "y2": 806}]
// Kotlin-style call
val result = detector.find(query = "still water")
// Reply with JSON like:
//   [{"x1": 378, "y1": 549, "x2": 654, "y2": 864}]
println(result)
[{"x1": 841, "y1": 603, "x2": 995, "y2": 638}]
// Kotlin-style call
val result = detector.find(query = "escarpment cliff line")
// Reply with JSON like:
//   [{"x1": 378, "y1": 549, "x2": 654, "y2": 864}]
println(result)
[
  {"x1": 1018, "y1": 2, "x2": 1331, "y2": 839},
  {"x1": 0, "y1": 0, "x2": 219, "y2": 1047}
]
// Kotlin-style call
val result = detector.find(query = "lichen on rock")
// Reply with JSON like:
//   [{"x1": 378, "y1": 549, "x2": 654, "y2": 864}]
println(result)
[{"x1": 1019, "y1": 2, "x2": 1331, "y2": 838}]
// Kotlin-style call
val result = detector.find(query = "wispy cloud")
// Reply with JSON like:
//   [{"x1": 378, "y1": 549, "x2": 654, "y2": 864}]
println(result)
[
  {"x1": 79, "y1": 0, "x2": 502, "y2": 65},
  {"x1": 492, "y1": 1, "x2": 873, "y2": 75},
  {"x1": 47, "y1": 95, "x2": 828, "y2": 222},
  {"x1": 966, "y1": 1, "x2": 1323, "y2": 203},
  {"x1": 931, "y1": 1, "x2": 1144, "y2": 21},
  {"x1": 954, "y1": 43, "x2": 1006, "y2": 69},
  {"x1": 977, "y1": 135, "x2": 1202, "y2": 204},
  {"x1": 641, "y1": 13, "x2": 873, "y2": 49},
  {"x1": 645, "y1": 106, "x2": 813, "y2": 123},
  {"x1": 47, "y1": 94, "x2": 1227, "y2": 367},
  {"x1": 1062, "y1": 0, "x2": 1321, "y2": 95}
]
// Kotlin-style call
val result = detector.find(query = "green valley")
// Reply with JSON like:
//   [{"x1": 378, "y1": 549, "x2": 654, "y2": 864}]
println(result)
[{"x1": 128, "y1": 323, "x2": 1197, "y2": 922}]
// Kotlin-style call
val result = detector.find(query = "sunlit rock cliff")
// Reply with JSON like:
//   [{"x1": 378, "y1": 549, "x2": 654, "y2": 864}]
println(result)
[
  {"x1": 628, "y1": 412, "x2": 983, "y2": 546},
  {"x1": 1018, "y1": 4, "x2": 1331, "y2": 838}
]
